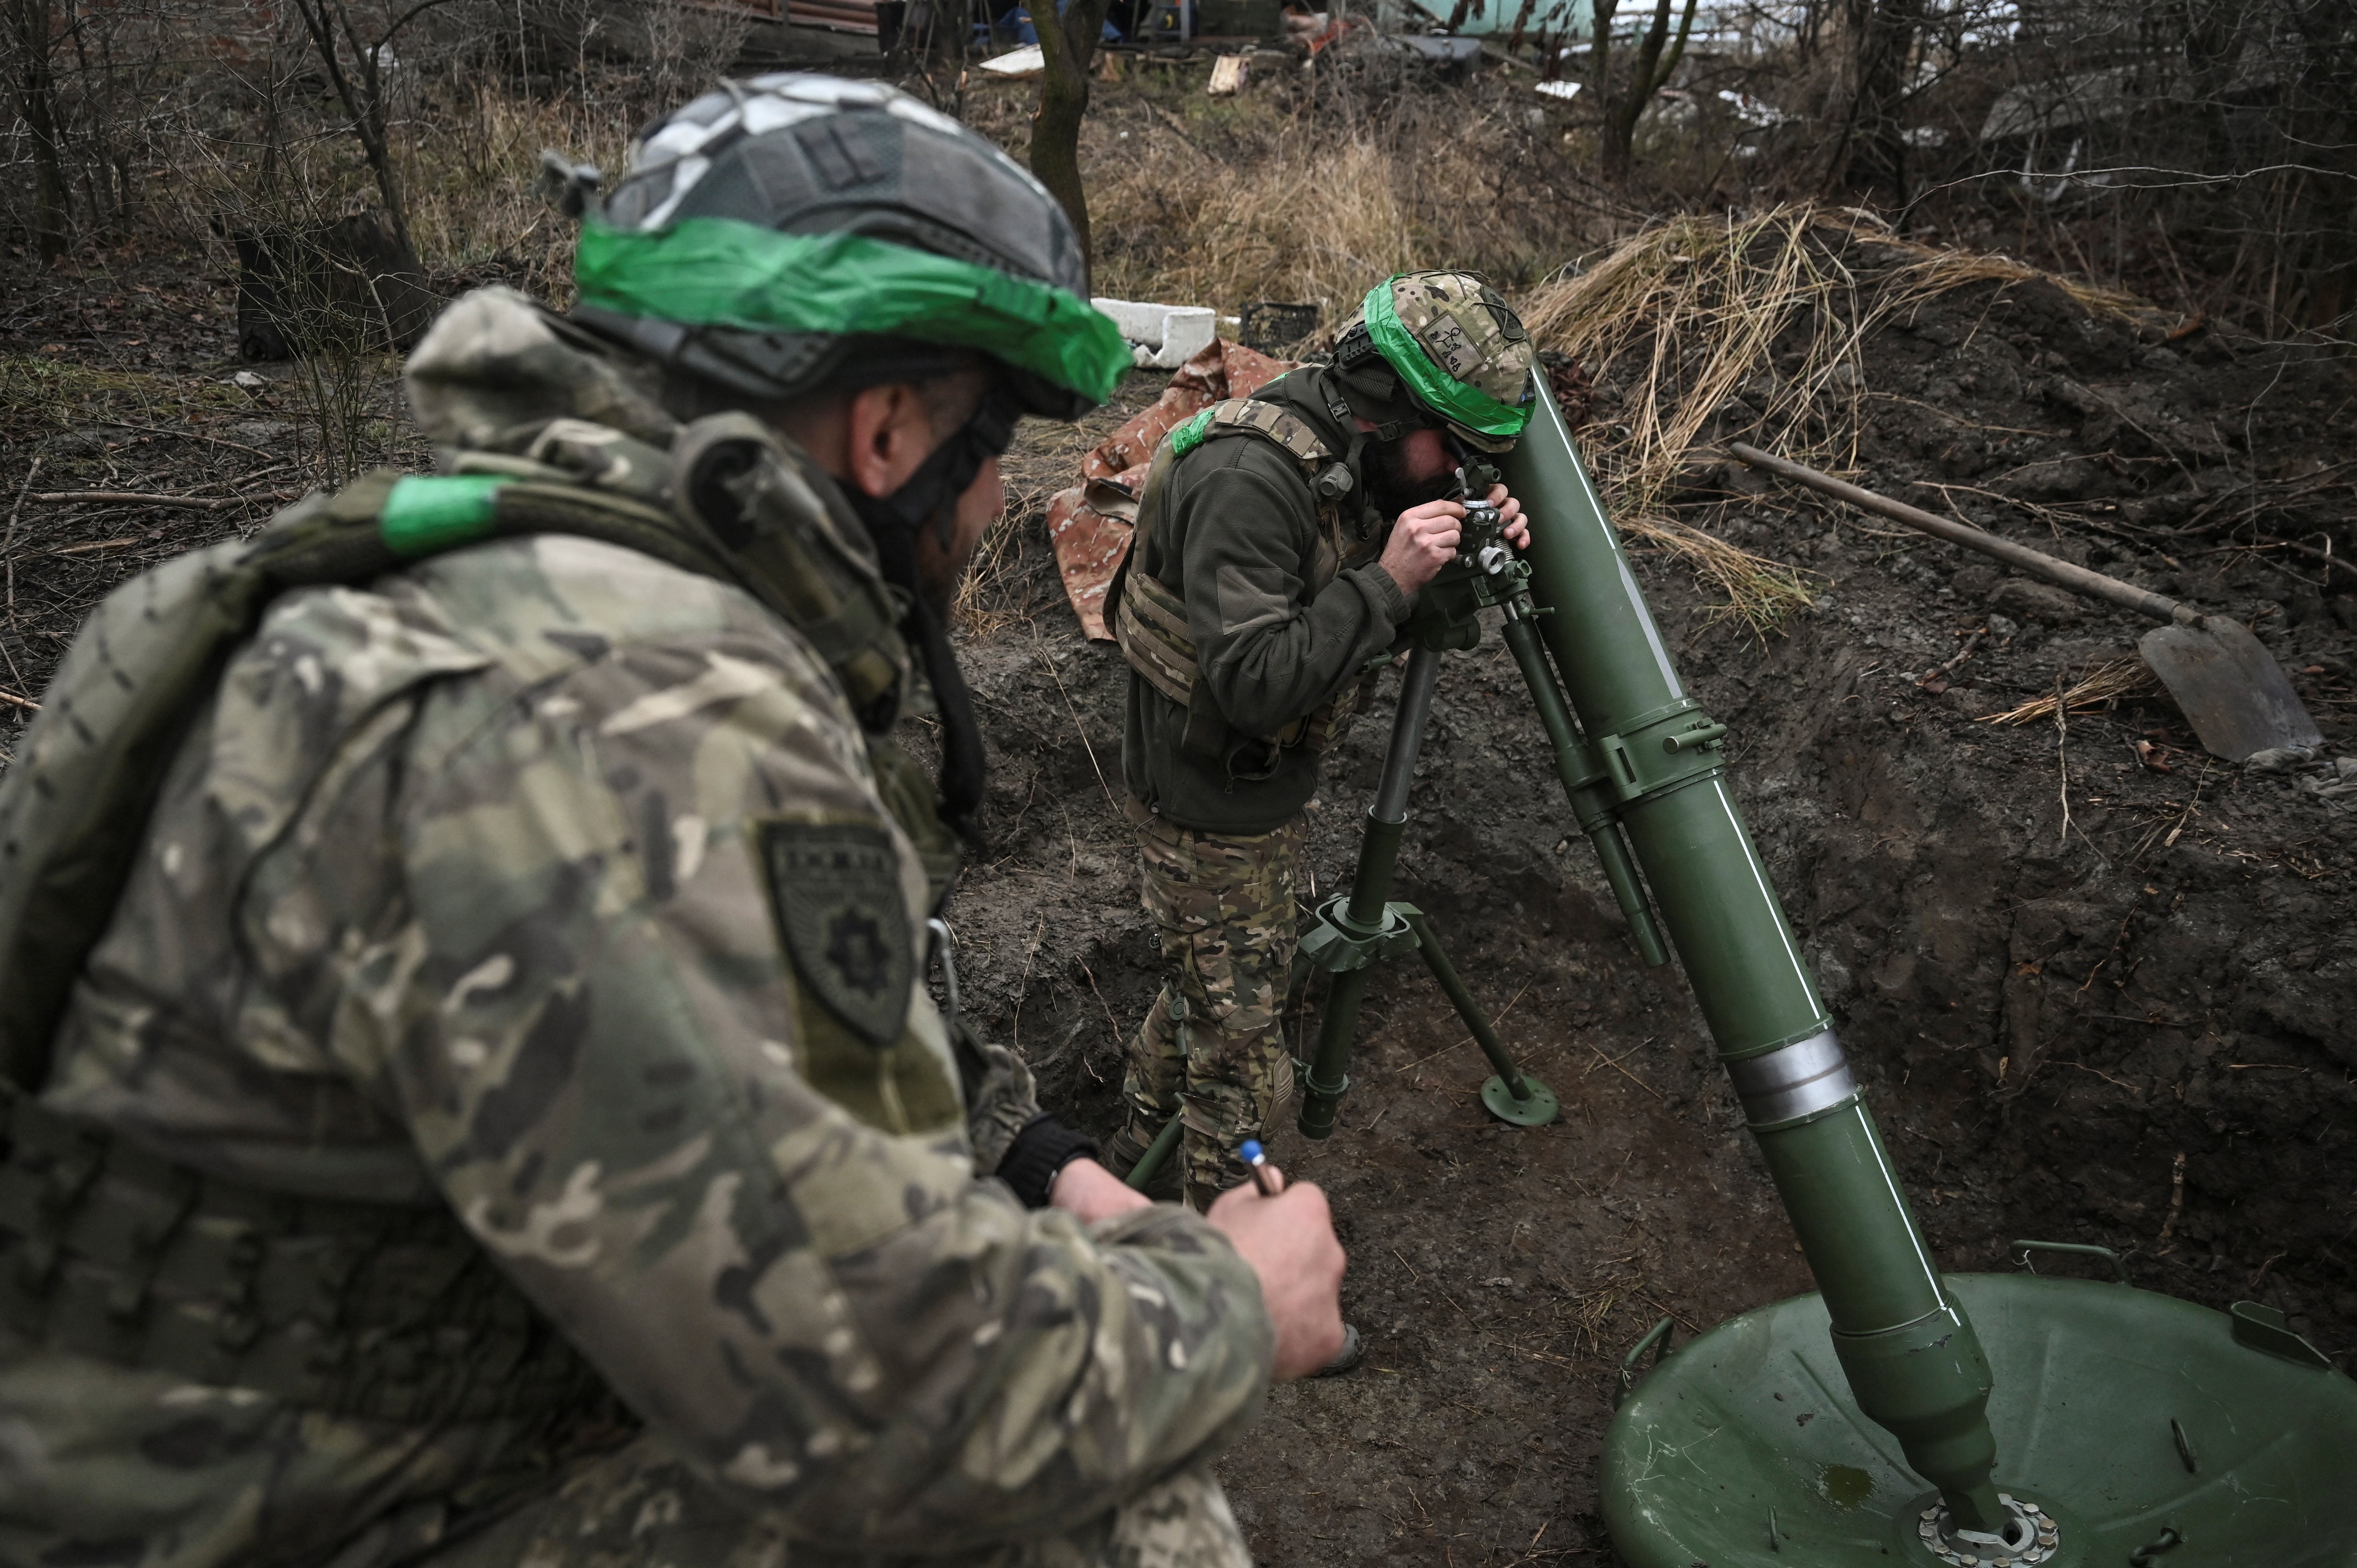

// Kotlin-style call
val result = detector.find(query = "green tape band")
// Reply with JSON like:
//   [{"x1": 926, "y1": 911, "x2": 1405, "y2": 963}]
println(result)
[
  {"x1": 1361, "y1": 278, "x2": 1534, "y2": 440},
  {"x1": 575, "y1": 217, "x2": 1131, "y2": 406},
  {"x1": 380, "y1": 475, "x2": 508, "y2": 558},
  {"x1": 1170, "y1": 407, "x2": 1217, "y2": 457}
]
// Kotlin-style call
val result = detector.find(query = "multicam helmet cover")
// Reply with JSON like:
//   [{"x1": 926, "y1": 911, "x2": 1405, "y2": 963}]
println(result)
[
  {"x1": 572, "y1": 73, "x2": 1128, "y2": 419},
  {"x1": 1345, "y1": 271, "x2": 1538, "y2": 451}
]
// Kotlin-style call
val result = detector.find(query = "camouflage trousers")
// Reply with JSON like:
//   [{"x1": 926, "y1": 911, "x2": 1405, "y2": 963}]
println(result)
[
  {"x1": 1119, "y1": 800, "x2": 1303, "y2": 1208},
  {"x1": 415, "y1": 1433, "x2": 1251, "y2": 1568}
]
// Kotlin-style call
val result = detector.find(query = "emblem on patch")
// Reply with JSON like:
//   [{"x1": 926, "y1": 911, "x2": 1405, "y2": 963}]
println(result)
[{"x1": 759, "y1": 819, "x2": 914, "y2": 1048}]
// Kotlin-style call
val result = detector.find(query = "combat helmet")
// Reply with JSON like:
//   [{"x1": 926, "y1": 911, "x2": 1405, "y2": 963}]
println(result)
[
  {"x1": 568, "y1": 73, "x2": 1127, "y2": 429},
  {"x1": 1331, "y1": 272, "x2": 1539, "y2": 452}
]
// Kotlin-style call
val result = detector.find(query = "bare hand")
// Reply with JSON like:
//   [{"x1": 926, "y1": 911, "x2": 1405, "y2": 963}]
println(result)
[
  {"x1": 1489, "y1": 484, "x2": 1529, "y2": 550},
  {"x1": 1048, "y1": 1158, "x2": 1155, "y2": 1224},
  {"x1": 1379, "y1": 500, "x2": 1464, "y2": 595},
  {"x1": 1206, "y1": 1172, "x2": 1347, "y2": 1379}
]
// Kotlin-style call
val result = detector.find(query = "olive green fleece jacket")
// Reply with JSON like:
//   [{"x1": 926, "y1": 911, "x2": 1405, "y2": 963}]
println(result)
[{"x1": 1118, "y1": 366, "x2": 1412, "y2": 833}]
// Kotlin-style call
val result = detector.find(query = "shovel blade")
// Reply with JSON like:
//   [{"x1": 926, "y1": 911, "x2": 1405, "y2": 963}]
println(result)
[{"x1": 2140, "y1": 621, "x2": 2325, "y2": 762}]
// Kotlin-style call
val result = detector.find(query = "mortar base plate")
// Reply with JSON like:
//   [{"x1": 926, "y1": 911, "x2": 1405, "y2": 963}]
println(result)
[{"x1": 1601, "y1": 1273, "x2": 2357, "y2": 1568}]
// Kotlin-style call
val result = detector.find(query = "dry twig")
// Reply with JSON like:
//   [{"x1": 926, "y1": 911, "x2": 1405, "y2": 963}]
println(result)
[
  {"x1": 28, "y1": 490, "x2": 235, "y2": 511},
  {"x1": 5, "y1": 456, "x2": 41, "y2": 624}
]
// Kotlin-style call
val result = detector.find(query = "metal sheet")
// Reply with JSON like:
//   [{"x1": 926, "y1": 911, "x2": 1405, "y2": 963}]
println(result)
[{"x1": 2139, "y1": 620, "x2": 2324, "y2": 761}]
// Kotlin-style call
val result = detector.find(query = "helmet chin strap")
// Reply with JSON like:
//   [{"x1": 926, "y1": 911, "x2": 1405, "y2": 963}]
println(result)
[{"x1": 842, "y1": 382, "x2": 1022, "y2": 846}]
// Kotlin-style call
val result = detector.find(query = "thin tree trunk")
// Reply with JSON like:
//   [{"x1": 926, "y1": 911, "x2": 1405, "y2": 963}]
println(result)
[
  {"x1": 1029, "y1": 0, "x2": 1110, "y2": 276},
  {"x1": 1598, "y1": 0, "x2": 1695, "y2": 184},
  {"x1": 289, "y1": 0, "x2": 416, "y2": 258},
  {"x1": 1820, "y1": 0, "x2": 1920, "y2": 209},
  {"x1": 1502, "y1": 0, "x2": 1538, "y2": 64},
  {"x1": 7, "y1": 0, "x2": 70, "y2": 260}
]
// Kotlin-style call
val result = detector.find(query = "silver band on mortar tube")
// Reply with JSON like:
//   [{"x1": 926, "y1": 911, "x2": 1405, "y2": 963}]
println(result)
[{"x1": 1724, "y1": 1029, "x2": 1857, "y2": 1125}]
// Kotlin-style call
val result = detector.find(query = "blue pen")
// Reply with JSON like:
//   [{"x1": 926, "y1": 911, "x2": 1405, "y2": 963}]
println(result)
[{"x1": 1238, "y1": 1139, "x2": 1281, "y2": 1197}]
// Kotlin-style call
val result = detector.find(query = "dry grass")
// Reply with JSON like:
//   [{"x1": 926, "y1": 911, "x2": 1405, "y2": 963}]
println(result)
[
  {"x1": 1984, "y1": 657, "x2": 2160, "y2": 726},
  {"x1": 982, "y1": 62, "x2": 1606, "y2": 320},
  {"x1": 1516, "y1": 205, "x2": 2158, "y2": 629},
  {"x1": 397, "y1": 82, "x2": 640, "y2": 297}
]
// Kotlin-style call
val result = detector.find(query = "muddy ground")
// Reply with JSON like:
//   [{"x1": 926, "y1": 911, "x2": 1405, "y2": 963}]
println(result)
[{"x1": 3, "y1": 237, "x2": 2352, "y2": 1567}]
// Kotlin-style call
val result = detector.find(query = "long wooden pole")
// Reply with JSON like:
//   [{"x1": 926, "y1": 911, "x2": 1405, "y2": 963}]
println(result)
[{"x1": 1726, "y1": 441, "x2": 2203, "y2": 629}]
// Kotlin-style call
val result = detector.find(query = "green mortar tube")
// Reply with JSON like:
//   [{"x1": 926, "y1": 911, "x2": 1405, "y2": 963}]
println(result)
[{"x1": 1498, "y1": 383, "x2": 2006, "y2": 1533}]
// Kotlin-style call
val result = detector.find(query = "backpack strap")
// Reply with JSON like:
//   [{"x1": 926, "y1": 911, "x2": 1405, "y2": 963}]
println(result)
[{"x1": 0, "y1": 420, "x2": 913, "y2": 1100}]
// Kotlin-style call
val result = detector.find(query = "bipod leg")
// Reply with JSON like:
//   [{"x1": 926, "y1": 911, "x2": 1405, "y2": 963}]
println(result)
[
  {"x1": 1497, "y1": 602, "x2": 1670, "y2": 968},
  {"x1": 1400, "y1": 909, "x2": 1558, "y2": 1127},
  {"x1": 1123, "y1": 1109, "x2": 1185, "y2": 1192},
  {"x1": 1297, "y1": 646, "x2": 1443, "y2": 1139}
]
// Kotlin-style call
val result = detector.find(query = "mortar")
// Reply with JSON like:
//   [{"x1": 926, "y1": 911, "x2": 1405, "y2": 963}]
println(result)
[{"x1": 1492, "y1": 382, "x2": 2357, "y2": 1566}]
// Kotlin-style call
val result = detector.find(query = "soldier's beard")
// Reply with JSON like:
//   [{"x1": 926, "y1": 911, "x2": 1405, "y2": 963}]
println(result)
[{"x1": 1364, "y1": 434, "x2": 1460, "y2": 520}]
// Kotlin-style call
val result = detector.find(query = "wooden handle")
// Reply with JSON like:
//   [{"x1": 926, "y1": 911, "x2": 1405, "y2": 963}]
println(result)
[{"x1": 1726, "y1": 443, "x2": 2201, "y2": 629}]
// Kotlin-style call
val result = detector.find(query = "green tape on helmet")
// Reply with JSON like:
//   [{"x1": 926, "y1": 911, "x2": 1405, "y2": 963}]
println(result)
[
  {"x1": 576, "y1": 217, "x2": 1131, "y2": 406},
  {"x1": 1361, "y1": 274, "x2": 1536, "y2": 442},
  {"x1": 380, "y1": 475, "x2": 509, "y2": 558}
]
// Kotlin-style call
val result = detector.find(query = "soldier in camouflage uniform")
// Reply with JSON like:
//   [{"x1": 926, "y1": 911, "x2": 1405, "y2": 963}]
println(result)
[
  {"x1": 1107, "y1": 275, "x2": 1540, "y2": 1243},
  {"x1": 0, "y1": 75, "x2": 1346, "y2": 1568}
]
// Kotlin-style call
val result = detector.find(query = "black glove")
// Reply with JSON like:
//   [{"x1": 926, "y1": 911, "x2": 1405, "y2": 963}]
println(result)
[{"x1": 995, "y1": 1114, "x2": 1101, "y2": 1209}]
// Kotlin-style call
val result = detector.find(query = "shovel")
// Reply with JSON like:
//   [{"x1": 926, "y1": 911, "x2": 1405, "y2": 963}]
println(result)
[{"x1": 1727, "y1": 442, "x2": 2325, "y2": 762}]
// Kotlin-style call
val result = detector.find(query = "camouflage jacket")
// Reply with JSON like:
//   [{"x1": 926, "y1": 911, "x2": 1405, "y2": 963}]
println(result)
[
  {"x1": 1119, "y1": 366, "x2": 1408, "y2": 834},
  {"x1": 2, "y1": 289, "x2": 1273, "y2": 1568}
]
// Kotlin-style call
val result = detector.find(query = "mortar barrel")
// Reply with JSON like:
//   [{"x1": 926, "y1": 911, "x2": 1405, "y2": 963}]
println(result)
[{"x1": 1499, "y1": 380, "x2": 2005, "y2": 1531}]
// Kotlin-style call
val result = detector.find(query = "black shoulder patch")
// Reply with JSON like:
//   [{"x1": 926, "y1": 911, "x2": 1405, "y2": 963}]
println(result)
[{"x1": 758, "y1": 819, "x2": 914, "y2": 1049}]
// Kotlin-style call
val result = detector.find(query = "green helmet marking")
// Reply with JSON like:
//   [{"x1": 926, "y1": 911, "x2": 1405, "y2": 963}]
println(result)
[
  {"x1": 380, "y1": 475, "x2": 509, "y2": 558},
  {"x1": 1360, "y1": 273, "x2": 1536, "y2": 441},
  {"x1": 576, "y1": 217, "x2": 1131, "y2": 406}
]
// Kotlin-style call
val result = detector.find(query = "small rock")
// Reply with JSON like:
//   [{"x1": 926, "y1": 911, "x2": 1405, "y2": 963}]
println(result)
[
  {"x1": 2339, "y1": 758, "x2": 2357, "y2": 781},
  {"x1": 1985, "y1": 613, "x2": 2020, "y2": 639},
  {"x1": 231, "y1": 370, "x2": 266, "y2": 392},
  {"x1": 1951, "y1": 564, "x2": 2000, "y2": 599},
  {"x1": 1987, "y1": 577, "x2": 2083, "y2": 625},
  {"x1": 2243, "y1": 746, "x2": 2317, "y2": 774}
]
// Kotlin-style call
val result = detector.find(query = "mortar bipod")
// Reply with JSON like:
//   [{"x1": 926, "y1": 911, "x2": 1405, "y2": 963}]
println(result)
[{"x1": 1292, "y1": 643, "x2": 1559, "y2": 1139}]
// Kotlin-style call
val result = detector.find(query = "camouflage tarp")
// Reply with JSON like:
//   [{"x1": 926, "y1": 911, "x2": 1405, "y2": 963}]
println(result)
[{"x1": 1047, "y1": 338, "x2": 1299, "y2": 641}]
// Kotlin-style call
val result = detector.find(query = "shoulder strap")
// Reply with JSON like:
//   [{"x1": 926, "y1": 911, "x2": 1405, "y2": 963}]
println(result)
[
  {"x1": 0, "y1": 429, "x2": 910, "y2": 1099},
  {"x1": 1170, "y1": 397, "x2": 1336, "y2": 468}
]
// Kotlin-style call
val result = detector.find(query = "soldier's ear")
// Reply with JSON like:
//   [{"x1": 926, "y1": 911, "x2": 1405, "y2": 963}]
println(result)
[{"x1": 843, "y1": 382, "x2": 936, "y2": 500}]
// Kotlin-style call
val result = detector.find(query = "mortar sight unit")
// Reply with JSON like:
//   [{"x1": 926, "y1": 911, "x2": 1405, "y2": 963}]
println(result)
[{"x1": 1295, "y1": 378, "x2": 2357, "y2": 1565}]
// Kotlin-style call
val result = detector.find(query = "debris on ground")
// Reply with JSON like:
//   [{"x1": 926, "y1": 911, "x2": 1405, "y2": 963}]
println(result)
[{"x1": 1042, "y1": 335, "x2": 1298, "y2": 637}]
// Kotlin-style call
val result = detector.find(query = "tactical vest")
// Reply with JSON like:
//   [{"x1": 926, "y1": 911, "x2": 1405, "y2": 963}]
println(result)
[
  {"x1": 1110, "y1": 397, "x2": 1376, "y2": 761},
  {"x1": 0, "y1": 413, "x2": 936, "y2": 1423}
]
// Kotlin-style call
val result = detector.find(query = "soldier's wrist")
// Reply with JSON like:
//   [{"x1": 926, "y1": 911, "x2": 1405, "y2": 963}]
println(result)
[{"x1": 997, "y1": 1114, "x2": 1101, "y2": 1208}]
